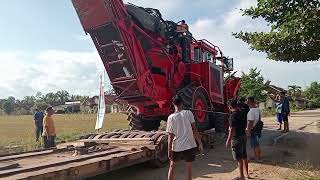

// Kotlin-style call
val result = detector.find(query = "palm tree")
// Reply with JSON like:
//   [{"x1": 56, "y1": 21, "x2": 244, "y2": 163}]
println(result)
[{"x1": 288, "y1": 85, "x2": 302, "y2": 98}]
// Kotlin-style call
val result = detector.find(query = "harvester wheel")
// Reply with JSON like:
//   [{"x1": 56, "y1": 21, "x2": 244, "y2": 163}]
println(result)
[
  {"x1": 214, "y1": 113, "x2": 228, "y2": 133},
  {"x1": 127, "y1": 107, "x2": 161, "y2": 131},
  {"x1": 180, "y1": 86, "x2": 211, "y2": 131}
]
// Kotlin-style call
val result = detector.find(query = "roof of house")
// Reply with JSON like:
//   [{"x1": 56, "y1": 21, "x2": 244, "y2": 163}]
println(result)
[
  {"x1": 268, "y1": 85, "x2": 286, "y2": 94},
  {"x1": 82, "y1": 94, "x2": 127, "y2": 106}
]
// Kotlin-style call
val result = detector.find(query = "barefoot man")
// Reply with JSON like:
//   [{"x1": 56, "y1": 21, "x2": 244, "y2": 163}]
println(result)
[
  {"x1": 167, "y1": 95, "x2": 203, "y2": 180},
  {"x1": 226, "y1": 99, "x2": 249, "y2": 180}
]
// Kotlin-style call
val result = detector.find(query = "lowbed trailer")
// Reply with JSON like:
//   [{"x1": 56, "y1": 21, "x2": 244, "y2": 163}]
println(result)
[
  {"x1": 0, "y1": 130, "x2": 216, "y2": 179},
  {"x1": 0, "y1": 130, "x2": 169, "y2": 180}
]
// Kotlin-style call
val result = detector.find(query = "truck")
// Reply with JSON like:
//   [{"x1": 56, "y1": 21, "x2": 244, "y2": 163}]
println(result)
[{"x1": 0, "y1": 0, "x2": 240, "y2": 179}]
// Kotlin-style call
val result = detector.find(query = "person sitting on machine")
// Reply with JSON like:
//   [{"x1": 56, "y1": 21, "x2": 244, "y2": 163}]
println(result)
[{"x1": 176, "y1": 20, "x2": 189, "y2": 33}]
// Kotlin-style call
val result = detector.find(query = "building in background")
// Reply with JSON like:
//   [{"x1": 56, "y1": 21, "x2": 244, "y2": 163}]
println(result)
[
  {"x1": 80, "y1": 95, "x2": 127, "y2": 114},
  {"x1": 259, "y1": 85, "x2": 308, "y2": 110}
]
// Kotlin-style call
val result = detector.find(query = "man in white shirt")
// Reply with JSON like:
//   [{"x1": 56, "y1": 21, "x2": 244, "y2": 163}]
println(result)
[
  {"x1": 246, "y1": 96, "x2": 262, "y2": 161},
  {"x1": 166, "y1": 95, "x2": 203, "y2": 180}
]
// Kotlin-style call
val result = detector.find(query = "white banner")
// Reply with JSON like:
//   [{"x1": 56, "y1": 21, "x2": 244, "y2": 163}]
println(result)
[{"x1": 95, "y1": 74, "x2": 106, "y2": 130}]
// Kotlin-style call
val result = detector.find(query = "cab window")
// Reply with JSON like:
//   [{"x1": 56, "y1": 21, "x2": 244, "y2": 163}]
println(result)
[{"x1": 194, "y1": 48, "x2": 201, "y2": 61}]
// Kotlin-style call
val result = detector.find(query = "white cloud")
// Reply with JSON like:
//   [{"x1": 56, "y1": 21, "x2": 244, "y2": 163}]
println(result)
[
  {"x1": 0, "y1": 50, "x2": 107, "y2": 99},
  {"x1": 189, "y1": 0, "x2": 320, "y2": 89},
  {"x1": 0, "y1": 0, "x2": 319, "y2": 99}
]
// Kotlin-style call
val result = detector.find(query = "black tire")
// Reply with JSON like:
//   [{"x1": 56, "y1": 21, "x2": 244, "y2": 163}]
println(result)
[
  {"x1": 214, "y1": 112, "x2": 227, "y2": 133},
  {"x1": 149, "y1": 135, "x2": 168, "y2": 168},
  {"x1": 179, "y1": 86, "x2": 211, "y2": 131},
  {"x1": 127, "y1": 112, "x2": 160, "y2": 131}
]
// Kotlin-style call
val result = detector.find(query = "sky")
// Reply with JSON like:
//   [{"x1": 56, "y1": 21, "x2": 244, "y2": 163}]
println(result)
[{"x1": 0, "y1": 0, "x2": 319, "y2": 99}]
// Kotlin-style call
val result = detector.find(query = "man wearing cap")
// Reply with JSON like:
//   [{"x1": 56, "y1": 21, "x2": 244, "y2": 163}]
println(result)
[{"x1": 42, "y1": 107, "x2": 56, "y2": 148}]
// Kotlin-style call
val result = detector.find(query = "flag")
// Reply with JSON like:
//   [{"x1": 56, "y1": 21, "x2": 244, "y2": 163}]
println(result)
[{"x1": 95, "y1": 74, "x2": 105, "y2": 130}]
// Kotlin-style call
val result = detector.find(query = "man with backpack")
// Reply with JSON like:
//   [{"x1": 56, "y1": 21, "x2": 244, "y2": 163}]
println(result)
[{"x1": 246, "y1": 97, "x2": 263, "y2": 162}]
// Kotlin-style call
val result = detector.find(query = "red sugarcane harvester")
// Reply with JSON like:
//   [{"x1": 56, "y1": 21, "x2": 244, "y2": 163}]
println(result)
[{"x1": 72, "y1": 0, "x2": 241, "y2": 132}]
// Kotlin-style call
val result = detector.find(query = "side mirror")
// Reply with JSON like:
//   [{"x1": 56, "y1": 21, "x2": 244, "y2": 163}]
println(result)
[{"x1": 223, "y1": 57, "x2": 234, "y2": 72}]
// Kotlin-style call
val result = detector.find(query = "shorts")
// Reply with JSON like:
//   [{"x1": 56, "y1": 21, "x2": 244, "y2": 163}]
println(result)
[
  {"x1": 276, "y1": 113, "x2": 283, "y2": 123},
  {"x1": 43, "y1": 135, "x2": 56, "y2": 148},
  {"x1": 172, "y1": 148, "x2": 195, "y2": 162},
  {"x1": 231, "y1": 135, "x2": 247, "y2": 160},
  {"x1": 250, "y1": 133, "x2": 260, "y2": 148}
]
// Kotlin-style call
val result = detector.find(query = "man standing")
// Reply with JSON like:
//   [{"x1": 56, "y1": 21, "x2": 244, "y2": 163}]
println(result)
[
  {"x1": 239, "y1": 97, "x2": 250, "y2": 115},
  {"x1": 42, "y1": 107, "x2": 56, "y2": 148},
  {"x1": 167, "y1": 95, "x2": 203, "y2": 180},
  {"x1": 226, "y1": 99, "x2": 249, "y2": 180},
  {"x1": 33, "y1": 108, "x2": 44, "y2": 141},
  {"x1": 246, "y1": 97, "x2": 262, "y2": 162},
  {"x1": 275, "y1": 95, "x2": 283, "y2": 130},
  {"x1": 281, "y1": 91, "x2": 290, "y2": 133}
]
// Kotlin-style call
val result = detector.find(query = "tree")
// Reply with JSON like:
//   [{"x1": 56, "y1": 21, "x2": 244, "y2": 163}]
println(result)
[
  {"x1": 7, "y1": 96, "x2": 15, "y2": 103},
  {"x1": 288, "y1": 85, "x2": 302, "y2": 98},
  {"x1": 35, "y1": 91, "x2": 44, "y2": 101},
  {"x1": 33, "y1": 101, "x2": 49, "y2": 111},
  {"x1": 55, "y1": 90, "x2": 70, "y2": 104},
  {"x1": 71, "y1": 95, "x2": 89, "y2": 102},
  {"x1": 304, "y1": 82, "x2": 320, "y2": 107},
  {"x1": 44, "y1": 92, "x2": 57, "y2": 105},
  {"x1": 2, "y1": 100, "x2": 14, "y2": 114},
  {"x1": 233, "y1": 0, "x2": 320, "y2": 62},
  {"x1": 22, "y1": 96, "x2": 36, "y2": 109},
  {"x1": 239, "y1": 68, "x2": 269, "y2": 102}
]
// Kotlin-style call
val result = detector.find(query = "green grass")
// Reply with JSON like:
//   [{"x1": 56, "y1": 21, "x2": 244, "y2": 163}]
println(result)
[{"x1": 0, "y1": 113, "x2": 128, "y2": 154}]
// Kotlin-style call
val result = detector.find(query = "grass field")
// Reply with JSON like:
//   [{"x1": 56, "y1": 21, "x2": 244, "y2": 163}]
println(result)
[{"x1": 0, "y1": 113, "x2": 129, "y2": 154}]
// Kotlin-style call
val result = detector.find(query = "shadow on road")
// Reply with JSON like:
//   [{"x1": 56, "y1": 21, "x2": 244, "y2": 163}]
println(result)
[{"x1": 256, "y1": 129, "x2": 320, "y2": 170}]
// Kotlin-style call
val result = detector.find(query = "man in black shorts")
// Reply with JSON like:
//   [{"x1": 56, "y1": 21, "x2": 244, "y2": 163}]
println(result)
[
  {"x1": 226, "y1": 99, "x2": 249, "y2": 180},
  {"x1": 281, "y1": 91, "x2": 290, "y2": 133},
  {"x1": 166, "y1": 95, "x2": 203, "y2": 180}
]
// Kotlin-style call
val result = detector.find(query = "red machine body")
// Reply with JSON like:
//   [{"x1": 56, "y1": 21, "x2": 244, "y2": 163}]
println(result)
[{"x1": 72, "y1": 0, "x2": 240, "y2": 131}]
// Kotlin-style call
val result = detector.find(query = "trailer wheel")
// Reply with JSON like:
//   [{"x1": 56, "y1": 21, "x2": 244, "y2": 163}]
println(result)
[{"x1": 149, "y1": 135, "x2": 168, "y2": 168}]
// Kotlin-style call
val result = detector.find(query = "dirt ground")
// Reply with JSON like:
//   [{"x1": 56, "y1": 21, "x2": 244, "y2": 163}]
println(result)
[{"x1": 94, "y1": 109, "x2": 320, "y2": 180}]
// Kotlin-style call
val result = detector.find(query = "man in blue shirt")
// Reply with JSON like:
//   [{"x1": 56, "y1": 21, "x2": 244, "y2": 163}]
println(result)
[
  {"x1": 34, "y1": 109, "x2": 44, "y2": 141},
  {"x1": 281, "y1": 91, "x2": 290, "y2": 133}
]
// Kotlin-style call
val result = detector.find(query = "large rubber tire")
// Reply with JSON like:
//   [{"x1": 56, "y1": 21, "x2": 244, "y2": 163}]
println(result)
[
  {"x1": 214, "y1": 113, "x2": 227, "y2": 133},
  {"x1": 179, "y1": 86, "x2": 211, "y2": 132},
  {"x1": 149, "y1": 135, "x2": 168, "y2": 168},
  {"x1": 127, "y1": 111, "x2": 161, "y2": 131}
]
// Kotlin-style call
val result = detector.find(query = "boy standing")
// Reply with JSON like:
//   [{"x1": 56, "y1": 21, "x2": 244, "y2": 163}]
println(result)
[
  {"x1": 226, "y1": 99, "x2": 249, "y2": 180},
  {"x1": 167, "y1": 95, "x2": 203, "y2": 180}
]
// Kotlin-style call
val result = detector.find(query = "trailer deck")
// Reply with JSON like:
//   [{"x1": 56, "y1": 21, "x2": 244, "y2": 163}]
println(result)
[
  {"x1": 0, "y1": 131, "x2": 168, "y2": 180},
  {"x1": 0, "y1": 129, "x2": 217, "y2": 180}
]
